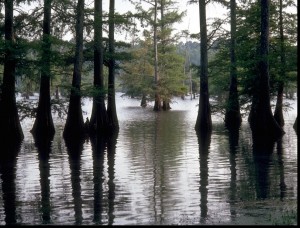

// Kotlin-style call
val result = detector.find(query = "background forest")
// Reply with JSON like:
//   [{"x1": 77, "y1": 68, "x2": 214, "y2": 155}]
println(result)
[{"x1": 0, "y1": 0, "x2": 298, "y2": 144}]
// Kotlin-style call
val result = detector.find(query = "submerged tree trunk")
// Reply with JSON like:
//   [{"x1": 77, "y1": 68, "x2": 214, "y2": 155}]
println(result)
[
  {"x1": 195, "y1": 0, "x2": 212, "y2": 133},
  {"x1": 141, "y1": 94, "x2": 147, "y2": 107},
  {"x1": 63, "y1": 0, "x2": 85, "y2": 139},
  {"x1": 162, "y1": 100, "x2": 171, "y2": 111},
  {"x1": 89, "y1": 0, "x2": 108, "y2": 135},
  {"x1": 107, "y1": 0, "x2": 119, "y2": 131},
  {"x1": 0, "y1": 0, "x2": 24, "y2": 144},
  {"x1": 249, "y1": 0, "x2": 284, "y2": 144},
  {"x1": 153, "y1": 0, "x2": 162, "y2": 111},
  {"x1": 224, "y1": 0, "x2": 242, "y2": 129},
  {"x1": 273, "y1": 0, "x2": 285, "y2": 127},
  {"x1": 31, "y1": 0, "x2": 55, "y2": 139}
]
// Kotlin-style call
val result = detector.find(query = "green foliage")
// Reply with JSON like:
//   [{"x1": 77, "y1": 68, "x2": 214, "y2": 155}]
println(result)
[{"x1": 207, "y1": 0, "x2": 297, "y2": 116}]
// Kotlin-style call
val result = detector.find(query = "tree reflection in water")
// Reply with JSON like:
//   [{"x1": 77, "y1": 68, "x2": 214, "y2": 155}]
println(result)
[
  {"x1": 34, "y1": 135, "x2": 54, "y2": 224},
  {"x1": 65, "y1": 137, "x2": 85, "y2": 225},
  {"x1": 252, "y1": 141, "x2": 274, "y2": 199},
  {"x1": 197, "y1": 131, "x2": 211, "y2": 223},
  {"x1": 107, "y1": 131, "x2": 118, "y2": 225},
  {"x1": 0, "y1": 141, "x2": 21, "y2": 225},
  {"x1": 227, "y1": 127, "x2": 239, "y2": 220},
  {"x1": 90, "y1": 134, "x2": 106, "y2": 224}
]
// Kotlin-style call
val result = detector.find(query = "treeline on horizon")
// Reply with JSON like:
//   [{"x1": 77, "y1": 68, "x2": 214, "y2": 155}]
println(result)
[{"x1": 0, "y1": 0, "x2": 298, "y2": 149}]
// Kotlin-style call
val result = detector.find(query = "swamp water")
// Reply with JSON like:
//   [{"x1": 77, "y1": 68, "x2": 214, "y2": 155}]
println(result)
[{"x1": 0, "y1": 93, "x2": 297, "y2": 225}]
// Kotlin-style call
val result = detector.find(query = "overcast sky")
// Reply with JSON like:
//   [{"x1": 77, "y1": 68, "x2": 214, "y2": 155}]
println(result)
[{"x1": 106, "y1": 0, "x2": 228, "y2": 42}]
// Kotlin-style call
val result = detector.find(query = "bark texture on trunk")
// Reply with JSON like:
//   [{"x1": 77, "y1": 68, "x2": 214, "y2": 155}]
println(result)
[
  {"x1": 31, "y1": 0, "x2": 55, "y2": 139},
  {"x1": 153, "y1": 0, "x2": 162, "y2": 111},
  {"x1": 225, "y1": 0, "x2": 242, "y2": 129},
  {"x1": 273, "y1": 0, "x2": 285, "y2": 127},
  {"x1": 195, "y1": 0, "x2": 212, "y2": 133},
  {"x1": 249, "y1": 0, "x2": 284, "y2": 145},
  {"x1": 89, "y1": 0, "x2": 108, "y2": 135},
  {"x1": 0, "y1": 0, "x2": 24, "y2": 144},
  {"x1": 107, "y1": 0, "x2": 119, "y2": 132},
  {"x1": 63, "y1": 0, "x2": 85, "y2": 140}
]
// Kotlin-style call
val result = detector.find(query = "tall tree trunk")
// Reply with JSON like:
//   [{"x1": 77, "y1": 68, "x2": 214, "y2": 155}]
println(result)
[
  {"x1": 273, "y1": 0, "x2": 285, "y2": 127},
  {"x1": 225, "y1": 0, "x2": 242, "y2": 129},
  {"x1": 0, "y1": 0, "x2": 24, "y2": 144},
  {"x1": 89, "y1": 0, "x2": 108, "y2": 135},
  {"x1": 249, "y1": 0, "x2": 284, "y2": 144},
  {"x1": 107, "y1": 0, "x2": 119, "y2": 131},
  {"x1": 153, "y1": 0, "x2": 161, "y2": 111},
  {"x1": 195, "y1": 0, "x2": 212, "y2": 133},
  {"x1": 31, "y1": 0, "x2": 55, "y2": 139},
  {"x1": 63, "y1": 0, "x2": 85, "y2": 140},
  {"x1": 160, "y1": 0, "x2": 170, "y2": 110}
]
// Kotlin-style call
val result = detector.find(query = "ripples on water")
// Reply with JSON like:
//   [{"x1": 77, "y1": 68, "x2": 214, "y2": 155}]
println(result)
[{"x1": 0, "y1": 93, "x2": 297, "y2": 225}]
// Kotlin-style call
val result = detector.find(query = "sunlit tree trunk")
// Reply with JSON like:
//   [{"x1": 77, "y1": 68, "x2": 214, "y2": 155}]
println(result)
[
  {"x1": 160, "y1": 0, "x2": 170, "y2": 111},
  {"x1": 195, "y1": 0, "x2": 212, "y2": 133},
  {"x1": 153, "y1": 0, "x2": 162, "y2": 111},
  {"x1": 63, "y1": 0, "x2": 85, "y2": 139},
  {"x1": 31, "y1": 0, "x2": 55, "y2": 139},
  {"x1": 249, "y1": 0, "x2": 284, "y2": 144},
  {"x1": 273, "y1": 0, "x2": 285, "y2": 127},
  {"x1": 0, "y1": 0, "x2": 24, "y2": 144},
  {"x1": 224, "y1": 0, "x2": 242, "y2": 129},
  {"x1": 89, "y1": 0, "x2": 108, "y2": 135},
  {"x1": 107, "y1": 0, "x2": 119, "y2": 131}
]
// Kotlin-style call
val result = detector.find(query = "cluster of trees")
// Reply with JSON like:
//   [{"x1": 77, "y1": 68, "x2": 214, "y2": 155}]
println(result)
[
  {"x1": 0, "y1": 0, "x2": 297, "y2": 147},
  {"x1": 194, "y1": 0, "x2": 297, "y2": 146}
]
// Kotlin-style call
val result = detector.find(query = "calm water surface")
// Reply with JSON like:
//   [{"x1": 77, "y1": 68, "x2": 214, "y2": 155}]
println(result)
[{"x1": 0, "y1": 93, "x2": 297, "y2": 225}]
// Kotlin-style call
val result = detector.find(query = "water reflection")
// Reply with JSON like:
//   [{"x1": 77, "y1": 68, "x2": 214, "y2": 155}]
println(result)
[
  {"x1": 227, "y1": 128, "x2": 239, "y2": 219},
  {"x1": 252, "y1": 142, "x2": 274, "y2": 199},
  {"x1": 34, "y1": 135, "x2": 54, "y2": 224},
  {"x1": 107, "y1": 132, "x2": 118, "y2": 225},
  {"x1": 0, "y1": 142, "x2": 22, "y2": 225},
  {"x1": 65, "y1": 137, "x2": 85, "y2": 225},
  {"x1": 0, "y1": 95, "x2": 297, "y2": 225},
  {"x1": 197, "y1": 131, "x2": 211, "y2": 223},
  {"x1": 276, "y1": 139, "x2": 286, "y2": 200},
  {"x1": 90, "y1": 135, "x2": 106, "y2": 224}
]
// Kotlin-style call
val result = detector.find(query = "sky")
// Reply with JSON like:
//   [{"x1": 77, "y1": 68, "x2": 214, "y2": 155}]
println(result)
[
  {"x1": 105, "y1": 0, "x2": 228, "y2": 42},
  {"x1": 14, "y1": 0, "x2": 297, "y2": 42}
]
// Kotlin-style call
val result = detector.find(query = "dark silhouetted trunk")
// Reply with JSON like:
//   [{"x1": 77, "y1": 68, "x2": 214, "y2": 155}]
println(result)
[
  {"x1": 141, "y1": 94, "x2": 147, "y2": 107},
  {"x1": 89, "y1": 0, "x2": 108, "y2": 135},
  {"x1": 107, "y1": 0, "x2": 119, "y2": 131},
  {"x1": 293, "y1": 116, "x2": 297, "y2": 132},
  {"x1": 0, "y1": 0, "x2": 24, "y2": 144},
  {"x1": 63, "y1": 0, "x2": 85, "y2": 139},
  {"x1": 249, "y1": 0, "x2": 284, "y2": 144},
  {"x1": 153, "y1": 0, "x2": 162, "y2": 111},
  {"x1": 273, "y1": 0, "x2": 285, "y2": 127},
  {"x1": 195, "y1": 0, "x2": 212, "y2": 133},
  {"x1": 31, "y1": 0, "x2": 55, "y2": 139},
  {"x1": 162, "y1": 100, "x2": 171, "y2": 110},
  {"x1": 225, "y1": 0, "x2": 242, "y2": 129}
]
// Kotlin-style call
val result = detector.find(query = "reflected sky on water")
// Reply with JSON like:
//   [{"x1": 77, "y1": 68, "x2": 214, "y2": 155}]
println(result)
[{"x1": 0, "y1": 93, "x2": 297, "y2": 225}]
